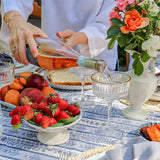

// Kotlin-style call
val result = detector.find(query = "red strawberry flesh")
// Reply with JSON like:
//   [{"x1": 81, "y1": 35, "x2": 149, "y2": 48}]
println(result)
[
  {"x1": 35, "y1": 113, "x2": 43, "y2": 124},
  {"x1": 68, "y1": 104, "x2": 80, "y2": 116},
  {"x1": 40, "y1": 116, "x2": 50, "y2": 129},
  {"x1": 20, "y1": 104, "x2": 32, "y2": 116},
  {"x1": 9, "y1": 106, "x2": 21, "y2": 117},
  {"x1": 49, "y1": 117, "x2": 57, "y2": 126},
  {"x1": 58, "y1": 99, "x2": 68, "y2": 110},
  {"x1": 24, "y1": 110, "x2": 34, "y2": 121},
  {"x1": 56, "y1": 111, "x2": 71, "y2": 122},
  {"x1": 11, "y1": 115, "x2": 21, "y2": 125}
]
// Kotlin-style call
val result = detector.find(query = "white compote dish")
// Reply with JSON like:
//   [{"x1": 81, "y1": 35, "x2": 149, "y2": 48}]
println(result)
[{"x1": 24, "y1": 111, "x2": 82, "y2": 145}]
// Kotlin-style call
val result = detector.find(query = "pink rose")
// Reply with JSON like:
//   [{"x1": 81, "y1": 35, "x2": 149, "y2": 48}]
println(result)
[
  {"x1": 117, "y1": 2, "x2": 127, "y2": 10},
  {"x1": 127, "y1": 0, "x2": 135, "y2": 4},
  {"x1": 109, "y1": 9, "x2": 122, "y2": 25}
]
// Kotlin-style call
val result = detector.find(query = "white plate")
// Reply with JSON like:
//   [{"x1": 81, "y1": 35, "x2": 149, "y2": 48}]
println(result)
[
  {"x1": 0, "y1": 100, "x2": 16, "y2": 109},
  {"x1": 15, "y1": 64, "x2": 25, "y2": 69},
  {"x1": 15, "y1": 64, "x2": 39, "y2": 75},
  {"x1": 150, "y1": 91, "x2": 160, "y2": 101},
  {"x1": 153, "y1": 91, "x2": 160, "y2": 97}
]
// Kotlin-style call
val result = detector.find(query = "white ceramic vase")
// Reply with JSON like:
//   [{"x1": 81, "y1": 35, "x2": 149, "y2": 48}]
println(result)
[{"x1": 122, "y1": 57, "x2": 160, "y2": 120}]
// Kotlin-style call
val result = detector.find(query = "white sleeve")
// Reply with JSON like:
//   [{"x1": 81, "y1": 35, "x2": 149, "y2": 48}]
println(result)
[
  {"x1": 3, "y1": 0, "x2": 34, "y2": 20},
  {"x1": 77, "y1": 0, "x2": 116, "y2": 57}
]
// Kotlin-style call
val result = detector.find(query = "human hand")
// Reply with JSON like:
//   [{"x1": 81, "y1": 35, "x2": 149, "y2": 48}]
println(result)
[
  {"x1": 4, "y1": 11, "x2": 48, "y2": 65},
  {"x1": 56, "y1": 29, "x2": 88, "y2": 48}
]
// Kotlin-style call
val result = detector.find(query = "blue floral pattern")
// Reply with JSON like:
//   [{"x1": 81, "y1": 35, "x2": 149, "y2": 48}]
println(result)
[{"x1": 0, "y1": 88, "x2": 160, "y2": 159}]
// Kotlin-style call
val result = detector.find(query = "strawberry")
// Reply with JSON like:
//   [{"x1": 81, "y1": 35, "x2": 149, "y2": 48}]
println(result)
[
  {"x1": 47, "y1": 93, "x2": 60, "y2": 104},
  {"x1": 16, "y1": 76, "x2": 20, "y2": 80},
  {"x1": 11, "y1": 115, "x2": 21, "y2": 125},
  {"x1": 53, "y1": 106, "x2": 60, "y2": 117},
  {"x1": 38, "y1": 101, "x2": 48, "y2": 111},
  {"x1": 56, "y1": 111, "x2": 71, "y2": 122},
  {"x1": 44, "y1": 108, "x2": 53, "y2": 117},
  {"x1": 67, "y1": 104, "x2": 80, "y2": 116},
  {"x1": 20, "y1": 104, "x2": 32, "y2": 116},
  {"x1": 49, "y1": 104, "x2": 60, "y2": 117},
  {"x1": 9, "y1": 111, "x2": 15, "y2": 117},
  {"x1": 32, "y1": 103, "x2": 38, "y2": 110},
  {"x1": 49, "y1": 117, "x2": 57, "y2": 126},
  {"x1": 9, "y1": 106, "x2": 21, "y2": 117},
  {"x1": 44, "y1": 80, "x2": 49, "y2": 87},
  {"x1": 36, "y1": 95, "x2": 46, "y2": 104},
  {"x1": 40, "y1": 116, "x2": 50, "y2": 129},
  {"x1": 35, "y1": 113, "x2": 43, "y2": 124},
  {"x1": 58, "y1": 99, "x2": 68, "y2": 110},
  {"x1": 24, "y1": 110, "x2": 34, "y2": 121}
]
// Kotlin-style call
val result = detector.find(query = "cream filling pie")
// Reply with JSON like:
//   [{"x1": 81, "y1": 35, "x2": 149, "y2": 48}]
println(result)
[{"x1": 48, "y1": 69, "x2": 92, "y2": 86}]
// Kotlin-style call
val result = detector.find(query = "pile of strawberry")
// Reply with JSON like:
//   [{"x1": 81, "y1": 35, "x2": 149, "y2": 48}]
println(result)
[{"x1": 9, "y1": 92, "x2": 80, "y2": 129}]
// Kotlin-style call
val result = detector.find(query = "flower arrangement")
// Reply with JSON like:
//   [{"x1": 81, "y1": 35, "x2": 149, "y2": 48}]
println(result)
[{"x1": 107, "y1": 0, "x2": 160, "y2": 76}]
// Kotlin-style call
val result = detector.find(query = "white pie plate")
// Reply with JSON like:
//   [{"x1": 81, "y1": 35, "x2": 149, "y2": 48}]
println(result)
[{"x1": 47, "y1": 76, "x2": 92, "y2": 90}]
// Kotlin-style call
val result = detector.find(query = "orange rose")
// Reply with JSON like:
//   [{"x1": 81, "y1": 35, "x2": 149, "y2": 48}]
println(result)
[{"x1": 120, "y1": 9, "x2": 149, "y2": 34}]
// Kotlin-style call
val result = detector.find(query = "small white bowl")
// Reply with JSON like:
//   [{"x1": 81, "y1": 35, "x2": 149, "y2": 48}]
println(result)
[{"x1": 24, "y1": 111, "x2": 82, "y2": 145}]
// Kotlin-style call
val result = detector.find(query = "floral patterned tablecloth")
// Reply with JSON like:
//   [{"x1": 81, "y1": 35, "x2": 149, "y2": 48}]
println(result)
[{"x1": 0, "y1": 88, "x2": 160, "y2": 160}]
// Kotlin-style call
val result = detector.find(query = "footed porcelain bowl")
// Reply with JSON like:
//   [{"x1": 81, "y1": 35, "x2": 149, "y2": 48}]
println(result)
[{"x1": 24, "y1": 111, "x2": 82, "y2": 145}]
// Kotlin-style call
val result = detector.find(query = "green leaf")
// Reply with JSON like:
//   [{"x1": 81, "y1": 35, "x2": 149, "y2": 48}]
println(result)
[
  {"x1": 117, "y1": 36, "x2": 127, "y2": 48},
  {"x1": 135, "y1": 35, "x2": 145, "y2": 42},
  {"x1": 141, "y1": 52, "x2": 150, "y2": 62},
  {"x1": 108, "y1": 37, "x2": 117, "y2": 49},
  {"x1": 128, "y1": 37, "x2": 135, "y2": 44},
  {"x1": 58, "y1": 116, "x2": 78, "y2": 125},
  {"x1": 124, "y1": 43, "x2": 137, "y2": 50},
  {"x1": 110, "y1": 18, "x2": 122, "y2": 25},
  {"x1": 49, "y1": 103, "x2": 59, "y2": 115},
  {"x1": 27, "y1": 120, "x2": 39, "y2": 126},
  {"x1": 107, "y1": 26, "x2": 120, "y2": 38},
  {"x1": 133, "y1": 58, "x2": 144, "y2": 76},
  {"x1": 71, "y1": 102, "x2": 80, "y2": 108},
  {"x1": 12, "y1": 123, "x2": 22, "y2": 130},
  {"x1": 50, "y1": 123, "x2": 64, "y2": 127},
  {"x1": 132, "y1": 52, "x2": 139, "y2": 59},
  {"x1": 132, "y1": 58, "x2": 138, "y2": 69}
]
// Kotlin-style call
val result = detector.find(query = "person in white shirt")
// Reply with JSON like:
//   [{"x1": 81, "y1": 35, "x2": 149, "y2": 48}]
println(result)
[{"x1": 2, "y1": 0, "x2": 118, "y2": 71}]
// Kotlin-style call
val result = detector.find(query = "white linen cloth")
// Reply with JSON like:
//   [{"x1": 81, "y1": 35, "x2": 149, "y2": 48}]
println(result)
[
  {"x1": 2, "y1": 0, "x2": 118, "y2": 71},
  {"x1": 106, "y1": 137, "x2": 160, "y2": 160}
]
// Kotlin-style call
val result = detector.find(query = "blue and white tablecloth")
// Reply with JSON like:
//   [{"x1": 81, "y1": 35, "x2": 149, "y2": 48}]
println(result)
[{"x1": 0, "y1": 88, "x2": 160, "y2": 160}]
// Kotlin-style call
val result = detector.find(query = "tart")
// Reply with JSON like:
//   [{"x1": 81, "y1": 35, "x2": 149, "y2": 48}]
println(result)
[{"x1": 47, "y1": 69, "x2": 92, "y2": 86}]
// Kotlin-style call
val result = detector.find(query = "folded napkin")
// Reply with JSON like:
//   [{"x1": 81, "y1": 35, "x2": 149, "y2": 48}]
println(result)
[
  {"x1": 133, "y1": 141, "x2": 160, "y2": 160},
  {"x1": 105, "y1": 137, "x2": 160, "y2": 160}
]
